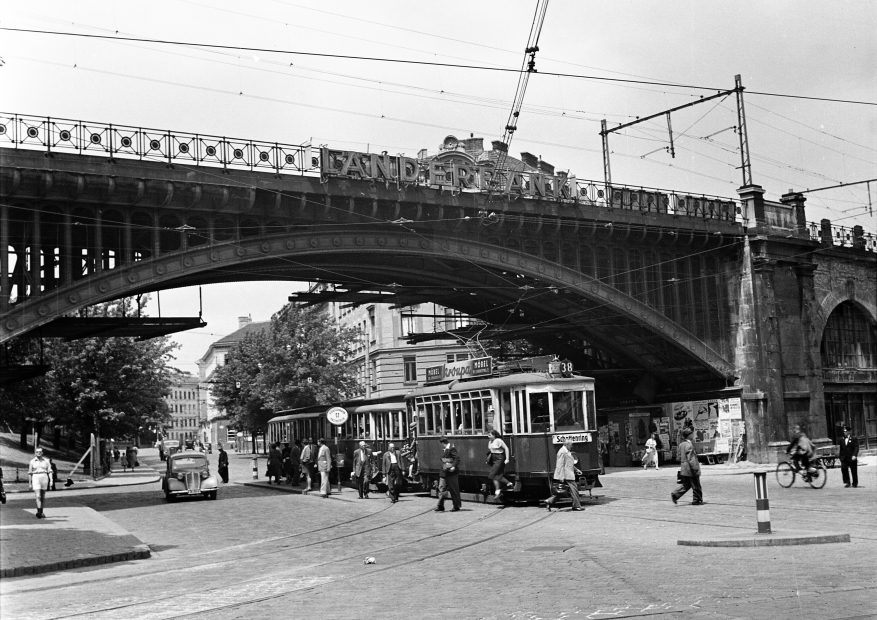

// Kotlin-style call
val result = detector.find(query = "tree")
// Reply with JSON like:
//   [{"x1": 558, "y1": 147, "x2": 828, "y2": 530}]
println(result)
[
  {"x1": 211, "y1": 304, "x2": 359, "y2": 449},
  {"x1": 0, "y1": 297, "x2": 176, "y2": 450}
]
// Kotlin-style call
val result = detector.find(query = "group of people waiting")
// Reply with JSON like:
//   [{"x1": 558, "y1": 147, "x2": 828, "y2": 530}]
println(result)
[{"x1": 266, "y1": 438, "x2": 334, "y2": 497}]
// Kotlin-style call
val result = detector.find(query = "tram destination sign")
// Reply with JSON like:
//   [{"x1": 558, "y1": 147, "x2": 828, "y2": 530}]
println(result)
[
  {"x1": 426, "y1": 357, "x2": 493, "y2": 383},
  {"x1": 552, "y1": 432, "x2": 593, "y2": 444},
  {"x1": 325, "y1": 406, "x2": 349, "y2": 426}
]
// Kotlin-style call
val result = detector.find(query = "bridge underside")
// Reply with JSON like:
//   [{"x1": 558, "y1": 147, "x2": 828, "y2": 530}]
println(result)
[{"x1": 2, "y1": 149, "x2": 741, "y2": 405}]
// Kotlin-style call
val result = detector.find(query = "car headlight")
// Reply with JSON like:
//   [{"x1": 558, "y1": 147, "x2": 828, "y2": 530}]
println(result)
[
  {"x1": 200, "y1": 471, "x2": 209, "y2": 479},
  {"x1": 177, "y1": 473, "x2": 185, "y2": 481}
]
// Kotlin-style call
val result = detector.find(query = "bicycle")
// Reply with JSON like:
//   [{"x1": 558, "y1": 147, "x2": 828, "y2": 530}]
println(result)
[{"x1": 775, "y1": 457, "x2": 827, "y2": 489}]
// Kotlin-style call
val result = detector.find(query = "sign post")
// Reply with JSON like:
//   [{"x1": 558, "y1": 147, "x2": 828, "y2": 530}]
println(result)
[{"x1": 326, "y1": 407, "x2": 349, "y2": 494}]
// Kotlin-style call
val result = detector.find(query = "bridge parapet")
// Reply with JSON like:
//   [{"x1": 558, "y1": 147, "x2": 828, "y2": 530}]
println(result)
[{"x1": 1, "y1": 112, "x2": 737, "y2": 223}]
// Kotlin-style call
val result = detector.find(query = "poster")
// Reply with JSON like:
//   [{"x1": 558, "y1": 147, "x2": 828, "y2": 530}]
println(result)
[{"x1": 719, "y1": 398, "x2": 743, "y2": 419}]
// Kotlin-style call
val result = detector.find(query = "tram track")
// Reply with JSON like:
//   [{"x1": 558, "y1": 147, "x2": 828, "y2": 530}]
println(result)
[{"x1": 34, "y1": 505, "x2": 524, "y2": 620}]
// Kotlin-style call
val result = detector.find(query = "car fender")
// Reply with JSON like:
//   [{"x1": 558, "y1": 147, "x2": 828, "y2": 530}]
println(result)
[{"x1": 201, "y1": 476, "x2": 219, "y2": 490}]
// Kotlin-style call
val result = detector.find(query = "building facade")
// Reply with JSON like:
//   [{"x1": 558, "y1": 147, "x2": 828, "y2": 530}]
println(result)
[{"x1": 163, "y1": 372, "x2": 206, "y2": 443}]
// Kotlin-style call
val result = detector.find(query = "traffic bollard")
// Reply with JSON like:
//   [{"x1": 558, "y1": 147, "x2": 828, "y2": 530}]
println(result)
[
  {"x1": 753, "y1": 472, "x2": 771, "y2": 534},
  {"x1": 252, "y1": 457, "x2": 258, "y2": 480}
]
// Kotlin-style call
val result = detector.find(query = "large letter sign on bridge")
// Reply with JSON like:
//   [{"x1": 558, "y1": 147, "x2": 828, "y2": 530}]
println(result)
[{"x1": 326, "y1": 406, "x2": 349, "y2": 426}]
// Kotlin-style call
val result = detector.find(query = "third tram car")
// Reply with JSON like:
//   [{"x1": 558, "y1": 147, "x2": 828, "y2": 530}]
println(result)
[{"x1": 407, "y1": 357, "x2": 599, "y2": 500}]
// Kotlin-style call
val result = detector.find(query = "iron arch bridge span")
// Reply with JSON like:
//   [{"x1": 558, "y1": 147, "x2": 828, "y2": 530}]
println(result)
[{"x1": 2, "y1": 147, "x2": 743, "y2": 394}]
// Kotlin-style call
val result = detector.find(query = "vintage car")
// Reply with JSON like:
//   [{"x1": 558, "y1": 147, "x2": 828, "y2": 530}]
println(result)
[
  {"x1": 159, "y1": 439, "x2": 180, "y2": 461},
  {"x1": 161, "y1": 452, "x2": 218, "y2": 501}
]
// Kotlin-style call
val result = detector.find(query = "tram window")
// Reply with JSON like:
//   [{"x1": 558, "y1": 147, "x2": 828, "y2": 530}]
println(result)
[
  {"x1": 472, "y1": 400, "x2": 483, "y2": 433},
  {"x1": 552, "y1": 391, "x2": 585, "y2": 431},
  {"x1": 586, "y1": 390, "x2": 597, "y2": 430},
  {"x1": 530, "y1": 393, "x2": 550, "y2": 433},
  {"x1": 442, "y1": 402, "x2": 452, "y2": 435},
  {"x1": 391, "y1": 412, "x2": 401, "y2": 439},
  {"x1": 416, "y1": 407, "x2": 427, "y2": 435},
  {"x1": 425, "y1": 403, "x2": 435, "y2": 435}
]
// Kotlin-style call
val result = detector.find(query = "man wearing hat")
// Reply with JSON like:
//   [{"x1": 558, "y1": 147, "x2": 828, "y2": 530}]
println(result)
[
  {"x1": 435, "y1": 436, "x2": 461, "y2": 512},
  {"x1": 28, "y1": 448, "x2": 51, "y2": 518},
  {"x1": 353, "y1": 441, "x2": 372, "y2": 499},
  {"x1": 671, "y1": 427, "x2": 704, "y2": 505},
  {"x1": 838, "y1": 425, "x2": 859, "y2": 488}
]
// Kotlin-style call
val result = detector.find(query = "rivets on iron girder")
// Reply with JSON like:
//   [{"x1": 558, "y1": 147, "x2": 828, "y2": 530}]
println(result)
[
  {"x1": 68, "y1": 293, "x2": 79, "y2": 304},
  {"x1": 355, "y1": 237, "x2": 364, "y2": 246},
  {"x1": 518, "y1": 259, "x2": 526, "y2": 268},
  {"x1": 309, "y1": 238, "x2": 319, "y2": 248},
  {"x1": 500, "y1": 254, "x2": 508, "y2": 263},
  {"x1": 538, "y1": 264, "x2": 545, "y2": 273},
  {"x1": 377, "y1": 237, "x2": 386, "y2": 247},
  {"x1": 624, "y1": 302, "x2": 631, "y2": 310},
  {"x1": 399, "y1": 238, "x2": 408, "y2": 247},
  {"x1": 5, "y1": 319, "x2": 18, "y2": 330},
  {"x1": 440, "y1": 242, "x2": 449, "y2": 251},
  {"x1": 285, "y1": 240, "x2": 295, "y2": 250},
  {"x1": 481, "y1": 249, "x2": 489, "y2": 258},
  {"x1": 261, "y1": 242, "x2": 271, "y2": 253},
  {"x1": 182, "y1": 257, "x2": 193, "y2": 267},
  {"x1": 461, "y1": 246, "x2": 470, "y2": 255},
  {"x1": 210, "y1": 250, "x2": 220, "y2": 261},
  {"x1": 38, "y1": 305, "x2": 49, "y2": 316},
  {"x1": 98, "y1": 282, "x2": 110, "y2": 293},
  {"x1": 673, "y1": 332, "x2": 680, "y2": 339},
  {"x1": 127, "y1": 273, "x2": 138, "y2": 283},
  {"x1": 154, "y1": 264, "x2": 166, "y2": 275},
  {"x1": 332, "y1": 237, "x2": 341, "y2": 247},
  {"x1": 236, "y1": 247, "x2": 247, "y2": 256},
  {"x1": 420, "y1": 240, "x2": 430, "y2": 249}
]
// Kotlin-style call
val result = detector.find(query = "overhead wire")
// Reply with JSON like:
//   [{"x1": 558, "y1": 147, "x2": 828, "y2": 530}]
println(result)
[{"x1": 3, "y1": 27, "x2": 876, "y2": 107}]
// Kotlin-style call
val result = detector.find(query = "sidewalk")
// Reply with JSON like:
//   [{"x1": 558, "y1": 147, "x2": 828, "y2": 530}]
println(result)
[
  {"x1": 603, "y1": 454, "x2": 876, "y2": 478},
  {"x1": 0, "y1": 456, "x2": 160, "y2": 578}
]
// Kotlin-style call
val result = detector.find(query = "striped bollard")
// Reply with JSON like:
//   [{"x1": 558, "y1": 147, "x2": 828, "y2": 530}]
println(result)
[
  {"x1": 754, "y1": 472, "x2": 771, "y2": 534},
  {"x1": 252, "y1": 457, "x2": 259, "y2": 480}
]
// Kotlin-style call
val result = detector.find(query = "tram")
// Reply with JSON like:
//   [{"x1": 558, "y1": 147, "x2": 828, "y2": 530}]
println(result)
[
  {"x1": 406, "y1": 356, "x2": 599, "y2": 499},
  {"x1": 267, "y1": 395, "x2": 415, "y2": 485}
]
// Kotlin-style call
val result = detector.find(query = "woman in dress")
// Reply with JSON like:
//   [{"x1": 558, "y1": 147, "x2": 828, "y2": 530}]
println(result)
[
  {"x1": 643, "y1": 432, "x2": 659, "y2": 470},
  {"x1": 266, "y1": 442, "x2": 283, "y2": 484},
  {"x1": 486, "y1": 430, "x2": 512, "y2": 498}
]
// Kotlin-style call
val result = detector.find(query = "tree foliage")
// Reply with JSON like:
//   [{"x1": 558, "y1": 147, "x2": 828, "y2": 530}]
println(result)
[
  {"x1": 0, "y1": 298, "x2": 175, "y2": 442},
  {"x1": 211, "y1": 304, "x2": 359, "y2": 434}
]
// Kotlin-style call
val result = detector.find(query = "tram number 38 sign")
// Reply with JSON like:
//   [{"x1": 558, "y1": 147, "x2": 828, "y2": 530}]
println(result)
[{"x1": 326, "y1": 406, "x2": 349, "y2": 426}]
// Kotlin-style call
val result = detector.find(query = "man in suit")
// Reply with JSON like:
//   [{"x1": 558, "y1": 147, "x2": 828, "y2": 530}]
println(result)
[
  {"x1": 435, "y1": 436, "x2": 461, "y2": 512},
  {"x1": 300, "y1": 438, "x2": 316, "y2": 493},
  {"x1": 383, "y1": 442, "x2": 404, "y2": 503},
  {"x1": 545, "y1": 439, "x2": 583, "y2": 512},
  {"x1": 353, "y1": 441, "x2": 372, "y2": 499},
  {"x1": 288, "y1": 440, "x2": 301, "y2": 486},
  {"x1": 671, "y1": 427, "x2": 704, "y2": 505},
  {"x1": 839, "y1": 425, "x2": 860, "y2": 488},
  {"x1": 317, "y1": 438, "x2": 332, "y2": 498}
]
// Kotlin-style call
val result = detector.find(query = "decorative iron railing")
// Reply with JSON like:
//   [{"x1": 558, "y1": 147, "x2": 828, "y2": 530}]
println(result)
[
  {"x1": 809, "y1": 221, "x2": 876, "y2": 252},
  {"x1": 0, "y1": 112, "x2": 319, "y2": 175},
  {"x1": 0, "y1": 112, "x2": 737, "y2": 222}
]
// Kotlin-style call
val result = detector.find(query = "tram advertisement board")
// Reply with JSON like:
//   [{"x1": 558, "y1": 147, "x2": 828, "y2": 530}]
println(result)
[
  {"x1": 426, "y1": 356, "x2": 493, "y2": 382},
  {"x1": 552, "y1": 432, "x2": 592, "y2": 444},
  {"x1": 326, "y1": 406, "x2": 349, "y2": 426}
]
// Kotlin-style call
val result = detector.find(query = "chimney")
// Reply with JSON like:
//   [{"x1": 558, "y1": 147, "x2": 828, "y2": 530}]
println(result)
[
  {"x1": 238, "y1": 315, "x2": 252, "y2": 329},
  {"x1": 538, "y1": 157, "x2": 555, "y2": 176},
  {"x1": 491, "y1": 140, "x2": 508, "y2": 153},
  {"x1": 461, "y1": 137, "x2": 484, "y2": 156},
  {"x1": 519, "y1": 152, "x2": 539, "y2": 170}
]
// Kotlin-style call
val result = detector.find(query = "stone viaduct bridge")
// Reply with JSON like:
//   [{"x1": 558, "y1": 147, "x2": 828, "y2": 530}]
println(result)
[{"x1": 1, "y1": 114, "x2": 875, "y2": 461}]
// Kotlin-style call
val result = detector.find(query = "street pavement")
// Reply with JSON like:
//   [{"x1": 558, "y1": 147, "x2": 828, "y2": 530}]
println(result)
[{"x1": 0, "y1": 448, "x2": 873, "y2": 620}]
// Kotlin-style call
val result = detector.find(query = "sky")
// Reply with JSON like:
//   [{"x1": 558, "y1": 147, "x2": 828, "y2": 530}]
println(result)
[{"x1": 2, "y1": 0, "x2": 875, "y2": 373}]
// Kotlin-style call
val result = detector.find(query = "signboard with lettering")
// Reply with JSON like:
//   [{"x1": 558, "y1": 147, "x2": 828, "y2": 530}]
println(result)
[
  {"x1": 326, "y1": 406, "x2": 349, "y2": 426},
  {"x1": 552, "y1": 432, "x2": 593, "y2": 444},
  {"x1": 425, "y1": 357, "x2": 493, "y2": 383}
]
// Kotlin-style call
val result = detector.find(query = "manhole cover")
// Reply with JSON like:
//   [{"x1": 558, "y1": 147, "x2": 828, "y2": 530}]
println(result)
[{"x1": 525, "y1": 545, "x2": 573, "y2": 552}]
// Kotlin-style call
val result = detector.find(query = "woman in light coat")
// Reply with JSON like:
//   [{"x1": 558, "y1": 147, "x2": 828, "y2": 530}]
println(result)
[
  {"x1": 643, "y1": 433, "x2": 659, "y2": 470},
  {"x1": 545, "y1": 439, "x2": 583, "y2": 512}
]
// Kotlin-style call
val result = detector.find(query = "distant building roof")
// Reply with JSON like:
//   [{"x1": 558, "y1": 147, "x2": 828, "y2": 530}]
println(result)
[{"x1": 197, "y1": 320, "x2": 269, "y2": 365}]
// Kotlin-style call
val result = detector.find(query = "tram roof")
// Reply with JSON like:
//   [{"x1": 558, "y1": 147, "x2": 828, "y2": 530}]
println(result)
[
  {"x1": 269, "y1": 395, "x2": 407, "y2": 423},
  {"x1": 407, "y1": 372, "x2": 594, "y2": 399}
]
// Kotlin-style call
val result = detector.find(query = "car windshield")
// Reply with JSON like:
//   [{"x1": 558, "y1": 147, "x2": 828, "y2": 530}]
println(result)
[{"x1": 172, "y1": 456, "x2": 208, "y2": 471}]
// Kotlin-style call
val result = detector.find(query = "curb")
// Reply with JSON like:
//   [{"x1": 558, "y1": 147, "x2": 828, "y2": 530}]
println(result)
[
  {"x1": 0, "y1": 545, "x2": 151, "y2": 579},
  {"x1": 678, "y1": 532, "x2": 851, "y2": 548},
  {"x1": 3, "y1": 475, "x2": 161, "y2": 494}
]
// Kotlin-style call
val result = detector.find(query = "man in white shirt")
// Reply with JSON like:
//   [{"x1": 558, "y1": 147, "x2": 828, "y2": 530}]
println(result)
[{"x1": 28, "y1": 448, "x2": 51, "y2": 519}]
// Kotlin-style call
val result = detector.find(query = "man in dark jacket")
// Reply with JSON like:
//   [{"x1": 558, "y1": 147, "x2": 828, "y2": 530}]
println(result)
[
  {"x1": 838, "y1": 425, "x2": 859, "y2": 488},
  {"x1": 289, "y1": 440, "x2": 302, "y2": 486},
  {"x1": 217, "y1": 444, "x2": 230, "y2": 483},
  {"x1": 382, "y1": 442, "x2": 404, "y2": 503},
  {"x1": 435, "y1": 436, "x2": 461, "y2": 512},
  {"x1": 353, "y1": 441, "x2": 372, "y2": 499},
  {"x1": 671, "y1": 428, "x2": 704, "y2": 505}
]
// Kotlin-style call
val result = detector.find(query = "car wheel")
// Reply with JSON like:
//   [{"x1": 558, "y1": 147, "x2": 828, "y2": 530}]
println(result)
[
  {"x1": 165, "y1": 490, "x2": 175, "y2": 502},
  {"x1": 207, "y1": 492, "x2": 217, "y2": 500}
]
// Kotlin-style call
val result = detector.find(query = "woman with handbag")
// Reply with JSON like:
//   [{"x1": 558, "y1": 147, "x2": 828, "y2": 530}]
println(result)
[
  {"x1": 643, "y1": 433, "x2": 659, "y2": 470},
  {"x1": 486, "y1": 430, "x2": 513, "y2": 498}
]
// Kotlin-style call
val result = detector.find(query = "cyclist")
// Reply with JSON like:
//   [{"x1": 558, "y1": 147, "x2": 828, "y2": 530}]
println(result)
[{"x1": 786, "y1": 424, "x2": 816, "y2": 479}]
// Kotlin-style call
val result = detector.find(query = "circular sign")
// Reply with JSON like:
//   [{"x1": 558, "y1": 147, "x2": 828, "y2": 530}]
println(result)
[{"x1": 326, "y1": 406, "x2": 349, "y2": 426}]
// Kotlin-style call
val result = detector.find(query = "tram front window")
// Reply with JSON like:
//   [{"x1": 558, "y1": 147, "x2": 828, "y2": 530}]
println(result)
[
  {"x1": 552, "y1": 391, "x2": 585, "y2": 431},
  {"x1": 530, "y1": 394, "x2": 550, "y2": 433}
]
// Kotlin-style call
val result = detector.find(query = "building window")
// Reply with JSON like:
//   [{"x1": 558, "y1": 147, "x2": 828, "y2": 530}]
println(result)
[
  {"x1": 404, "y1": 356, "x2": 417, "y2": 383},
  {"x1": 821, "y1": 302, "x2": 877, "y2": 369},
  {"x1": 401, "y1": 307, "x2": 417, "y2": 336}
]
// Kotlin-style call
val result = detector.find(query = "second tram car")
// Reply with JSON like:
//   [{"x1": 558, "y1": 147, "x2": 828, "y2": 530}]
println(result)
[{"x1": 407, "y1": 364, "x2": 599, "y2": 499}]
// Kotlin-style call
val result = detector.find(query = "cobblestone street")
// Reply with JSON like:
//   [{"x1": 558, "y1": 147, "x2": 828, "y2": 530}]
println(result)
[{"x1": 1, "y1": 448, "x2": 874, "y2": 619}]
